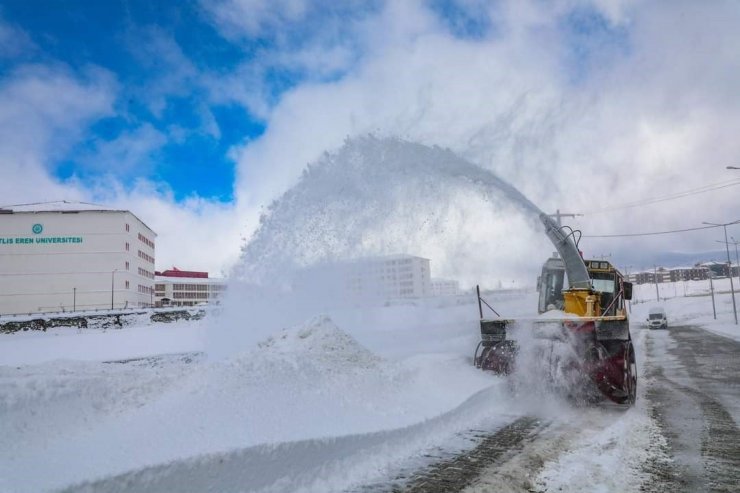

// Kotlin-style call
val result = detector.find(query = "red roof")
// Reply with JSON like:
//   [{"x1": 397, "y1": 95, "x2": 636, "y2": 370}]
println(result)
[{"x1": 156, "y1": 267, "x2": 208, "y2": 278}]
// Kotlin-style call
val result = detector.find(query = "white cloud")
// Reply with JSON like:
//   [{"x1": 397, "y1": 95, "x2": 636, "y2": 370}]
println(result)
[
  {"x1": 102, "y1": 182, "x2": 243, "y2": 276},
  {"x1": 6, "y1": 0, "x2": 740, "y2": 283},
  {"x1": 0, "y1": 14, "x2": 35, "y2": 59},
  {"x1": 201, "y1": 0, "x2": 310, "y2": 39},
  {"x1": 220, "y1": 0, "x2": 740, "y2": 277},
  {"x1": 0, "y1": 64, "x2": 116, "y2": 203},
  {"x1": 78, "y1": 124, "x2": 167, "y2": 175},
  {"x1": 125, "y1": 27, "x2": 201, "y2": 117}
]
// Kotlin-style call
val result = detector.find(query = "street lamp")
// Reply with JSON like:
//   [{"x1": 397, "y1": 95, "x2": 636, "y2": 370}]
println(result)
[
  {"x1": 653, "y1": 265, "x2": 660, "y2": 302},
  {"x1": 731, "y1": 236, "x2": 740, "y2": 279},
  {"x1": 111, "y1": 269, "x2": 117, "y2": 310},
  {"x1": 703, "y1": 220, "x2": 740, "y2": 324},
  {"x1": 708, "y1": 271, "x2": 717, "y2": 319},
  {"x1": 716, "y1": 237, "x2": 740, "y2": 281}
]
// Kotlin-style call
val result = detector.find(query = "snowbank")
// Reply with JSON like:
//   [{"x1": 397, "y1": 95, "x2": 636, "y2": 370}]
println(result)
[
  {"x1": 0, "y1": 313, "x2": 505, "y2": 493},
  {"x1": 0, "y1": 321, "x2": 205, "y2": 366}
]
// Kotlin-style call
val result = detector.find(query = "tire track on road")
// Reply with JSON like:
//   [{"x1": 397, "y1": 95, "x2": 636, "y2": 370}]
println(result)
[
  {"x1": 386, "y1": 417, "x2": 545, "y2": 493},
  {"x1": 644, "y1": 326, "x2": 740, "y2": 493}
]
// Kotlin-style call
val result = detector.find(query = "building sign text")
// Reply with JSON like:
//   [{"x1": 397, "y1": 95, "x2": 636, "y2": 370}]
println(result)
[{"x1": 0, "y1": 236, "x2": 84, "y2": 245}]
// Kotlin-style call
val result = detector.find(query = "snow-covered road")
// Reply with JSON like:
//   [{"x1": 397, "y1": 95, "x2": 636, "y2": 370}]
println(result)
[
  {"x1": 1, "y1": 286, "x2": 739, "y2": 492},
  {"x1": 643, "y1": 325, "x2": 740, "y2": 492}
]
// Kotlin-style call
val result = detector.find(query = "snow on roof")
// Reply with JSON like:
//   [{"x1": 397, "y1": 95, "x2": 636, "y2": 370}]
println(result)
[
  {"x1": 353, "y1": 253, "x2": 431, "y2": 262},
  {"x1": 155, "y1": 275, "x2": 227, "y2": 284},
  {"x1": 1, "y1": 200, "x2": 157, "y2": 235},
  {"x1": 0, "y1": 200, "x2": 123, "y2": 213}
]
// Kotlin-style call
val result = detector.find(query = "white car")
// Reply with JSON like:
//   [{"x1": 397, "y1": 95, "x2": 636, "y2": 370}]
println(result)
[{"x1": 647, "y1": 306, "x2": 668, "y2": 330}]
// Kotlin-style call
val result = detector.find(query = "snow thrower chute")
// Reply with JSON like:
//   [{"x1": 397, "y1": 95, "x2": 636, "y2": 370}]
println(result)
[{"x1": 474, "y1": 213, "x2": 637, "y2": 405}]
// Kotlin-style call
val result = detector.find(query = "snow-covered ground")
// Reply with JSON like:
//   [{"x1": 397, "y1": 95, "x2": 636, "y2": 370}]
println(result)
[
  {"x1": 1, "y1": 278, "x2": 737, "y2": 492},
  {"x1": 631, "y1": 277, "x2": 740, "y2": 341},
  {"x1": 0, "y1": 291, "x2": 525, "y2": 492}
]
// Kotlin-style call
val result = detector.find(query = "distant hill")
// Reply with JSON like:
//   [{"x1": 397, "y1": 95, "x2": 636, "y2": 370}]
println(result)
[{"x1": 613, "y1": 249, "x2": 732, "y2": 272}]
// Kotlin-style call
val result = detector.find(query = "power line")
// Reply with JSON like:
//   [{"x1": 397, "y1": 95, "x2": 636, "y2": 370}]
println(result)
[
  {"x1": 583, "y1": 224, "x2": 720, "y2": 238},
  {"x1": 584, "y1": 178, "x2": 740, "y2": 215}
]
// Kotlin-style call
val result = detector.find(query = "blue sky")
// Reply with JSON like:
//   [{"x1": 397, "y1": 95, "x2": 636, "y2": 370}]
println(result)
[
  {"x1": 2, "y1": 0, "x2": 737, "y2": 278},
  {"x1": 0, "y1": 0, "x2": 626, "y2": 203},
  {"x1": 2, "y1": 0, "x2": 267, "y2": 201}
]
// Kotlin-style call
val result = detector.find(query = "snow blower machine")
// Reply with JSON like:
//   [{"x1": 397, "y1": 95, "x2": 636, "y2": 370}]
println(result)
[{"x1": 473, "y1": 213, "x2": 637, "y2": 405}]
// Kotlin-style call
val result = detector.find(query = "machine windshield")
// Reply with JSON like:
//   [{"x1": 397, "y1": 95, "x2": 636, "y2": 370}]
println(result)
[
  {"x1": 538, "y1": 267, "x2": 565, "y2": 312},
  {"x1": 591, "y1": 274, "x2": 616, "y2": 294}
]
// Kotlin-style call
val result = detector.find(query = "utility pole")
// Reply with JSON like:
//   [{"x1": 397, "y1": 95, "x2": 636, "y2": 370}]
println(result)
[
  {"x1": 111, "y1": 269, "x2": 117, "y2": 310},
  {"x1": 703, "y1": 220, "x2": 739, "y2": 325},
  {"x1": 653, "y1": 265, "x2": 660, "y2": 302},
  {"x1": 716, "y1": 238, "x2": 740, "y2": 281},
  {"x1": 73, "y1": 287, "x2": 76, "y2": 312},
  {"x1": 548, "y1": 209, "x2": 583, "y2": 227},
  {"x1": 709, "y1": 272, "x2": 717, "y2": 319},
  {"x1": 624, "y1": 265, "x2": 633, "y2": 313}
]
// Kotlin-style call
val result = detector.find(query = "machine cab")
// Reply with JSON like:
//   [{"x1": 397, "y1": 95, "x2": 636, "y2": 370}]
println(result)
[
  {"x1": 538, "y1": 257, "x2": 632, "y2": 315},
  {"x1": 537, "y1": 256, "x2": 566, "y2": 313}
]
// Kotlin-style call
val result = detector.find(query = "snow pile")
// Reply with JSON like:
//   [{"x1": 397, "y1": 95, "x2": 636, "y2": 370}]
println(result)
[
  {"x1": 0, "y1": 314, "x2": 504, "y2": 493},
  {"x1": 256, "y1": 314, "x2": 382, "y2": 369}
]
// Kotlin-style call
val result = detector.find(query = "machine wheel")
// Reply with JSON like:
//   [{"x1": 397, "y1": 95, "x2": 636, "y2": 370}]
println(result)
[
  {"x1": 622, "y1": 341, "x2": 637, "y2": 405},
  {"x1": 479, "y1": 341, "x2": 516, "y2": 374}
]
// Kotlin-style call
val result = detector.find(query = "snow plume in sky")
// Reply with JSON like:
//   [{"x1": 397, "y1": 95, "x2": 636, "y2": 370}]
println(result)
[
  {"x1": 208, "y1": 136, "x2": 549, "y2": 359},
  {"x1": 238, "y1": 136, "x2": 545, "y2": 283},
  {"x1": 228, "y1": 0, "x2": 740, "y2": 271}
]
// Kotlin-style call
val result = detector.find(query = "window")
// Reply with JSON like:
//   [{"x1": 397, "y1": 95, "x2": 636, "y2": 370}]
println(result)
[
  {"x1": 125, "y1": 242, "x2": 129, "y2": 251},
  {"x1": 137, "y1": 250, "x2": 154, "y2": 264},
  {"x1": 137, "y1": 232, "x2": 155, "y2": 249},
  {"x1": 125, "y1": 223, "x2": 129, "y2": 232},
  {"x1": 125, "y1": 280, "x2": 130, "y2": 289},
  {"x1": 125, "y1": 261, "x2": 129, "y2": 270}
]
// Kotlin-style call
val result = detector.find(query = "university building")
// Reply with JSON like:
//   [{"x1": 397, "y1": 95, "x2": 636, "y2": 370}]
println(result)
[
  {"x1": 0, "y1": 201, "x2": 156, "y2": 315},
  {"x1": 345, "y1": 254, "x2": 432, "y2": 299},
  {"x1": 154, "y1": 268, "x2": 227, "y2": 307},
  {"x1": 430, "y1": 278, "x2": 460, "y2": 296}
]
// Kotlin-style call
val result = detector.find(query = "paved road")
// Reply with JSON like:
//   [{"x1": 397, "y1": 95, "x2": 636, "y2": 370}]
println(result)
[
  {"x1": 643, "y1": 325, "x2": 740, "y2": 493},
  {"x1": 387, "y1": 417, "x2": 545, "y2": 493},
  {"x1": 376, "y1": 325, "x2": 740, "y2": 493}
]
